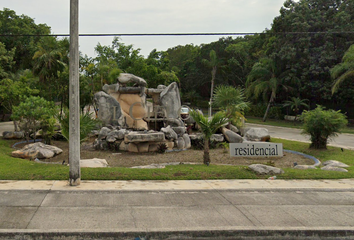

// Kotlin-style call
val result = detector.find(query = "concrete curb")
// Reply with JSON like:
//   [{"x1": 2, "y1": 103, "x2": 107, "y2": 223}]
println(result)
[
  {"x1": 1, "y1": 228, "x2": 354, "y2": 240},
  {"x1": 2, "y1": 179, "x2": 354, "y2": 191}
]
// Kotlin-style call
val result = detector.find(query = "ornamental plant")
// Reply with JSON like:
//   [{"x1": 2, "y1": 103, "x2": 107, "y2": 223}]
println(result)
[
  {"x1": 57, "y1": 108, "x2": 99, "y2": 143},
  {"x1": 12, "y1": 96, "x2": 57, "y2": 143},
  {"x1": 299, "y1": 105, "x2": 348, "y2": 149}
]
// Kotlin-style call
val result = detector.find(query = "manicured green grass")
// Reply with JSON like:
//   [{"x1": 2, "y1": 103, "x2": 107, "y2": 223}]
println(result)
[
  {"x1": 246, "y1": 116, "x2": 354, "y2": 134},
  {"x1": 0, "y1": 138, "x2": 353, "y2": 180}
]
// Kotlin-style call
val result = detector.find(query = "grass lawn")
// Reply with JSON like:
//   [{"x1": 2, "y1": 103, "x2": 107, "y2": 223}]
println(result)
[
  {"x1": 245, "y1": 116, "x2": 354, "y2": 134},
  {"x1": 0, "y1": 138, "x2": 353, "y2": 180}
]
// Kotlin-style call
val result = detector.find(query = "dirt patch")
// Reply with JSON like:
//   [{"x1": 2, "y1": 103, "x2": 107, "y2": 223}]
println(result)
[{"x1": 13, "y1": 139, "x2": 315, "y2": 168}]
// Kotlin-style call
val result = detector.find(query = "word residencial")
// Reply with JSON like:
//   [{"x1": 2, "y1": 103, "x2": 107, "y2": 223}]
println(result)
[{"x1": 230, "y1": 143, "x2": 283, "y2": 157}]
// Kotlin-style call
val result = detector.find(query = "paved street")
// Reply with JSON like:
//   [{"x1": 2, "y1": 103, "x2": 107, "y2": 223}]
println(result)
[{"x1": 247, "y1": 123, "x2": 354, "y2": 150}]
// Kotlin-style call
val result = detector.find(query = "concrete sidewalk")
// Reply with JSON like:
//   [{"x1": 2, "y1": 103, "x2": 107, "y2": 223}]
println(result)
[{"x1": 1, "y1": 180, "x2": 354, "y2": 239}]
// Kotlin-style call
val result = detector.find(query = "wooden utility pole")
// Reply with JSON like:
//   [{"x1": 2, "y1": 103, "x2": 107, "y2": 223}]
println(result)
[{"x1": 69, "y1": 0, "x2": 80, "y2": 186}]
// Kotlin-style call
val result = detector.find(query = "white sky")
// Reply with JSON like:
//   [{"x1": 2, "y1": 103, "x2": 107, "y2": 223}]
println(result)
[{"x1": 1, "y1": 0, "x2": 286, "y2": 57}]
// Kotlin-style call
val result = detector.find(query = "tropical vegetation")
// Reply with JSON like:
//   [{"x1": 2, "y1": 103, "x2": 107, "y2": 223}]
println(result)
[{"x1": 1, "y1": 0, "x2": 354, "y2": 129}]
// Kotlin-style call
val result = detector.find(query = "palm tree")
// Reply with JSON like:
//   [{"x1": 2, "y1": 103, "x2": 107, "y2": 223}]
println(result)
[
  {"x1": 283, "y1": 97, "x2": 309, "y2": 121},
  {"x1": 246, "y1": 57, "x2": 298, "y2": 122},
  {"x1": 33, "y1": 37, "x2": 67, "y2": 101},
  {"x1": 202, "y1": 50, "x2": 221, "y2": 117},
  {"x1": 213, "y1": 85, "x2": 249, "y2": 128},
  {"x1": 189, "y1": 110, "x2": 228, "y2": 165},
  {"x1": 331, "y1": 44, "x2": 354, "y2": 94}
]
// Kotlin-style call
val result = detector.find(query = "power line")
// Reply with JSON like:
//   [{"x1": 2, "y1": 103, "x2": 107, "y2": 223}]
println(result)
[{"x1": 1, "y1": 32, "x2": 354, "y2": 37}]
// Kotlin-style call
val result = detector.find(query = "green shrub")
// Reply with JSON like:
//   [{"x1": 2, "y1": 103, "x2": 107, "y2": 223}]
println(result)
[
  {"x1": 57, "y1": 108, "x2": 100, "y2": 143},
  {"x1": 299, "y1": 105, "x2": 348, "y2": 149},
  {"x1": 12, "y1": 96, "x2": 57, "y2": 143}
]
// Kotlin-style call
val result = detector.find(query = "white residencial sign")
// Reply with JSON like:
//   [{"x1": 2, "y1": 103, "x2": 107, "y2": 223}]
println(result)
[{"x1": 230, "y1": 143, "x2": 283, "y2": 157}]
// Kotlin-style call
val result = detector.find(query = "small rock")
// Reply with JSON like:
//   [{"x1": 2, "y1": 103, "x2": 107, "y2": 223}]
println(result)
[
  {"x1": 248, "y1": 164, "x2": 284, "y2": 175},
  {"x1": 321, "y1": 166, "x2": 348, "y2": 172},
  {"x1": 210, "y1": 134, "x2": 224, "y2": 142},
  {"x1": 294, "y1": 165, "x2": 317, "y2": 170},
  {"x1": 322, "y1": 160, "x2": 349, "y2": 168}
]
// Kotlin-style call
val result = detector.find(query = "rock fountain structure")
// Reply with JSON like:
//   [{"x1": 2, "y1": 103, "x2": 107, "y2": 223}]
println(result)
[{"x1": 93, "y1": 73, "x2": 190, "y2": 153}]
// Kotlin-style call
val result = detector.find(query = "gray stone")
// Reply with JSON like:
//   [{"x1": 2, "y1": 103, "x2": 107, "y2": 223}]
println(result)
[
  {"x1": 106, "y1": 130, "x2": 126, "y2": 143},
  {"x1": 183, "y1": 134, "x2": 191, "y2": 149},
  {"x1": 125, "y1": 132, "x2": 165, "y2": 143},
  {"x1": 93, "y1": 139, "x2": 108, "y2": 150},
  {"x1": 102, "y1": 83, "x2": 119, "y2": 94},
  {"x1": 160, "y1": 82, "x2": 181, "y2": 119},
  {"x1": 80, "y1": 158, "x2": 108, "y2": 168},
  {"x1": 189, "y1": 133, "x2": 203, "y2": 141},
  {"x1": 210, "y1": 134, "x2": 224, "y2": 142},
  {"x1": 2, "y1": 131, "x2": 24, "y2": 139},
  {"x1": 98, "y1": 127, "x2": 111, "y2": 140},
  {"x1": 294, "y1": 165, "x2": 317, "y2": 170},
  {"x1": 161, "y1": 126, "x2": 178, "y2": 140},
  {"x1": 322, "y1": 160, "x2": 349, "y2": 168},
  {"x1": 118, "y1": 73, "x2": 147, "y2": 87},
  {"x1": 221, "y1": 127, "x2": 243, "y2": 143},
  {"x1": 175, "y1": 137, "x2": 185, "y2": 149},
  {"x1": 165, "y1": 118, "x2": 185, "y2": 127},
  {"x1": 11, "y1": 142, "x2": 62, "y2": 159},
  {"x1": 172, "y1": 127, "x2": 186, "y2": 136},
  {"x1": 244, "y1": 128, "x2": 270, "y2": 141},
  {"x1": 321, "y1": 166, "x2": 348, "y2": 172},
  {"x1": 229, "y1": 124, "x2": 239, "y2": 134},
  {"x1": 157, "y1": 85, "x2": 166, "y2": 90},
  {"x1": 93, "y1": 91, "x2": 124, "y2": 127},
  {"x1": 248, "y1": 164, "x2": 284, "y2": 175},
  {"x1": 240, "y1": 127, "x2": 250, "y2": 136}
]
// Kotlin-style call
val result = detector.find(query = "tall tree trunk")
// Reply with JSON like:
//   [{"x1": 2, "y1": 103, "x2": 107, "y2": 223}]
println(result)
[
  {"x1": 209, "y1": 67, "x2": 217, "y2": 118},
  {"x1": 263, "y1": 98, "x2": 273, "y2": 122},
  {"x1": 203, "y1": 138, "x2": 210, "y2": 165}
]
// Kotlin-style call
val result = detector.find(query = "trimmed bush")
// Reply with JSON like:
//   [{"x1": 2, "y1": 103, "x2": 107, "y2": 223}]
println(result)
[{"x1": 300, "y1": 105, "x2": 348, "y2": 149}]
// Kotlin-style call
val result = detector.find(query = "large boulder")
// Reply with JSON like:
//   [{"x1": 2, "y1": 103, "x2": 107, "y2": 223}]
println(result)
[
  {"x1": 221, "y1": 127, "x2": 243, "y2": 143},
  {"x1": 117, "y1": 93, "x2": 148, "y2": 130},
  {"x1": 118, "y1": 73, "x2": 147, "y2": 87},
  {"x1": 160, "y1": 82, "x2": 181, "y2": 119},
  {"x1": 94, "y1": 91, "x2": 124, "y2": 127},
  {"x1": 248, "y1": 164, "x2": 284, "y2": 175},
  {"x1": 12, "y1": 142, "x2": 62, "y2": 159},
  {"x1": 244, "y1": 128, "x2": 270, "y2": 142},
  {"x1": 2, "y1": 131, "x2": 24, "y2": 139}
]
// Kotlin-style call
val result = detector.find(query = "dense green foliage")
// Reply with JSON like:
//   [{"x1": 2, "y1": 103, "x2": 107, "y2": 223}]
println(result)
[
  {"x1": 300, "y1": 105, "x2": 348, "y2": 149},
  {"x1": 1, "y1": 1, "x2": 354, "y2": 122},
  {"x1": 213, "y1": 85, "x2": 249, "y2": 127},
  {"x1": 11, "y1": 96, "x2": 57, "y2": 143},
  {"x1": 57, "y1": 108, "x2": 100, "y2": 143}
]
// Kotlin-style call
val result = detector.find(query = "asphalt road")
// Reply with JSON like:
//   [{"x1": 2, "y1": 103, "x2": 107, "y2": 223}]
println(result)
[{"x1": 246, "y1": 123, "x2": 354, "y2": 150}]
